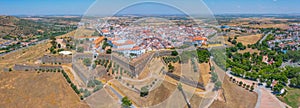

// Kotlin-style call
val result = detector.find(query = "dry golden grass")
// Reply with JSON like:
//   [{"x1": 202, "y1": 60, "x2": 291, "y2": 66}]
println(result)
[
  {"x1": 0, "y1": 72, "x2": 88, "y2": 108},
  {"x1": 171, "y1": 62, "x2": 182, "y2": 76},
  {"x1": 61, "y1": 65, "x2": 75, "y2": 83},
  {"x1": 238, "y1": 48, "x2": 260, "y2": 54},
  {"x1": 249, "y1": 24, "x2": 289, "y2": 30},
  {"x1": 138, "y1": 64, "x2": 151, "y2": 80},
  {"x1": 209, "y1": 76, "x2": 258, "y2": 108},
  {"x1": 164, "y1": 74, "x2": 205, "y2": 93},
  {"x1": 56, "y1": 28, "x2": 95, "y2": 39},
  {"x1": 187, "y1": 94, "x2": 205, "y2": 108},
  {"x1": 56, "y1": 30, "x2": 76, "y2": 38},
  {"x1": 223, "y1": 34, "x2": 262, "y2": 47},
  {"x1": 74, "y1": 28, "x2": 95, "y2": 37},
  {"x1": 0, "y1": 42, "x2": 51, "y2": 71},
  {"x1": 110, "y1": 79, "x2": 177, "y2": 107},
  {"x1": 163, "y1": 61, "x2": 205, "y2": 92},
  {"x1": 86, "y1": 87, "x2": 120, "y2": 108},
  {"x1": 199, "y1": 63, "x2": 211, "y2": 86},
  {"x1": 235, "y1": 34, "x2": 262, "y2": 45},
  {"x1": 224, "y1": 18, "x2": 290, "y2": 30}
]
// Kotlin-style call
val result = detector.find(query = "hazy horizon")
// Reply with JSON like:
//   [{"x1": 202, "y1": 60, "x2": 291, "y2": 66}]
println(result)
[{"x1": 1, "y1": 0, "x2": 300, "y2": 16}]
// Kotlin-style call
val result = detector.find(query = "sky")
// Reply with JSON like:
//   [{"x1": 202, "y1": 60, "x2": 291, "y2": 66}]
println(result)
[{"x1": 0, "y1": 0, "x2": 299, "y2": 15}]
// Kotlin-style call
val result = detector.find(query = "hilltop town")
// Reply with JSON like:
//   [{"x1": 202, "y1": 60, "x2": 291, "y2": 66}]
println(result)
[{"x1": 0, "y1": 14, "x2": 300, "y2": 108}]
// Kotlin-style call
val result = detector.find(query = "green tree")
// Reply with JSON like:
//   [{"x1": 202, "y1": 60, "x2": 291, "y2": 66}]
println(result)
[
  {"x1": 168, "y1": 63, "x2": 174, "y2": 72},
  {"x1": 93, "y1": 85, "x2": 103, "y2": 92},
  {"x1": 177, "y1": 83, "x2": 183, "y2": 91},
  {"x1": 239, "y1": 81, "x2": 243, "y2": 86},
  {"x1": 228, "y1": 37, "x2": 232, "y2": 42},
  {"x1": 171, "y1": 50, "x2": 179, "y2": 56},
  {"x1": 211, "y1": 72, "x2": 218, "y2": 83},
  {"x1": 83, "y1": 58, "x2": 91, "y2": 66},
  {"x1": 215, "y1": 81, "x2": 222, "y2": 90},
  {"x1": 273, "y1": 83, "x2": 284, "y2": 93},
  {"x1": 77, "y1": 47, "x2": 84, "y2": 53},
  {"x1": 57, "y1": 43, "x2": 61, "y2": 48},
  {"x1": 246, "y1": 85, "x2": 250, "y2": 90},
  {"x1": 83, "y1": 89, "x2": 91, "y2": 97},
  {"x1": 243, "y1": 83, "x2": 246, "y2": 88},
  {"x1": 250, "y1": 85, "x2": 254, "y2": 92},
  {"x1": 231, "y1": 39, "x2": 237, "y2": 45},
  {"x1": 197, "y1": 49, "x2": 210, "y2": 63},
  {"x1": 290, "y1": 75, "x2": 300, "y2": 88},
  {"x1": 106, "y1": 49, "x2": 112, "y2": 54},
  {"x1": 121, "y1": 96, "x2": 132, "y2": 108},
  {"x1": 266, "y1": 80, "x2": 272, "y2": 88},
  {"x1": 140, "y1": 86, "x2": 149, "y2": 97}
]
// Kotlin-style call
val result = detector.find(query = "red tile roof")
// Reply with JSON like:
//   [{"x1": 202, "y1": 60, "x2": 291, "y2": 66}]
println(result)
[
  {"x1": 192, "y1": 36, "x2": 207, "y2": 41},
  {"x1": 93, "y1": 36, "x2": 105, "y2": 46},
  {"x1": 102, "y1": 29, "x2": 109, "y2": 33},
  {"x1": 112, "y1": 40, "x2": 135, "y2": 46}
]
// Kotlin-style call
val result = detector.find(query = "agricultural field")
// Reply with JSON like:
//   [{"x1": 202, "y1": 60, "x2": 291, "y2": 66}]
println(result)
[
  {"x1": 248, "y1": 24, "x2": 289, "y2": 30},
  {"x1": 224, "y1": 34, "x2": 262, "y2": 46},
  {"x1": 0, "y1": 72, "x2": 88, "y2": 108},
  {"x1": 223, "y1": 18, "x2": 290, "y2": 30},
  {"x1": 237, "y1": 48, "x2": 260, "y2": 54},
  {"x1": 235, "y1": 34, "x2": 262, "y2": 45}
]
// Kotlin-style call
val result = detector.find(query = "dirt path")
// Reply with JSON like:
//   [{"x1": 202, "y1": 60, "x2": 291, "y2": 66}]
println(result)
[{"x1": 258, "y1": 88, "x2": 291, "y2": 108}]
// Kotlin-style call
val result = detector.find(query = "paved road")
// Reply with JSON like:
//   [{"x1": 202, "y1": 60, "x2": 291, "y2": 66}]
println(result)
[
  {"x1": 108, "y1": 86, "x2": 123, "y2": 100},
  {"x1": 259, "y1": 31, "x2": 272, "y2": 44},
  {"x1": 281, "y1": 60, "x2": 300, "y2": 68},
  {"x1": 254, "y1": 86, "x2": 263, "y2": 108}
]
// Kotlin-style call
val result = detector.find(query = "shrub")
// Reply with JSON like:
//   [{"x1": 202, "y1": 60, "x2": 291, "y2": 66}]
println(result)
[
  {"x1": 239, "y1": 81, "x2": 243, "y2": 86},
  {"x1": 121, "y1": 97, "x2": 132, "y2": 108},
  {"x1": 93, "y1": 85, "x2": 103, "y2": 92},
  {"x1": 246, "y1": 85, "x2": 250, "y2": 90},
  {"x1": 70, "y1": 83, "x2": 80, "y2": 94},
  {"x1": 250, "y1": 86, "x2": 254, "y2": 92},
  {"x1": 215, "y1": 81, "x2": 222, "y2": 90},
  {"x1": 80, "y1": 95, "x2": 84, "y2": 100},
  {"x1": 83, "y1": 89, "x2": 91, "y2": 97},
  {"x1": 211, "y1": 72, "x2": 218, "y2": 83},
  {"x1": 140, "y1": 86, "x2": 149, "y2": 97},
  {"x1": 79, "y1": 88, "x2": 84, "y2": 93},
  {"x1": 171, "y1": 50, "x2": 178, "y2": 56},
  {"x1": 83, "y1": 58, "x2": 91, "y2": 66}
]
